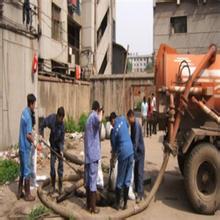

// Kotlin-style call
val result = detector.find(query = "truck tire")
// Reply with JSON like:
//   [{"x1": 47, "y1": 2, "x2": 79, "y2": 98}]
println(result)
[
  {"x1": 177, "y1": 154, "x2": 185, "y2": 176},
  {"x1": 184, "y1": 142, "x2": 220, "y2": 215}
]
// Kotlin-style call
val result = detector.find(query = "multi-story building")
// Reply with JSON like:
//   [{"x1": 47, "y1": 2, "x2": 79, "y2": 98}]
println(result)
[
  {"x1": 128, "y1": 54, "x2": 153, "y2": 72},
  {"x1": 81, "y1": 0, "x2": 116, "y2": 75},
  {"x1": 0, "y1": 0, "x2": 38, "y2": 148},
  {"x1": 0, "y1": 0, "x2": 116, "y2": 148},
  {"x1": 154, "y1": 0, "x2": 220, "y2": 54},
  {"x1": 38, "y1": 0, "x2": 81, "y2": 78}
]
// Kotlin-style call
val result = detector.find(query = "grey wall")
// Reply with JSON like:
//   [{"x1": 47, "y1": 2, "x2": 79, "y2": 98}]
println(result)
[
  {"x1": 90, "y1": 73, "x2": 155, "y2": 116},
  {"x1": 38, "y1": 77, "x2": 90, "y2": 121},
  {"x1": 154, "y1": 0, "x2": 220, "y2": 54},
  {"x1": 0, "y1": 30, "x2": 38, "y2": 149}
]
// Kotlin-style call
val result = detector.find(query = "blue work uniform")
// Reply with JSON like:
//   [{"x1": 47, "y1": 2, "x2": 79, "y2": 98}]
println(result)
[
  {"x1": 40, "y1": 114, "x2": 65, "y2": 178},
  {"x1": 19, "y1": 107, "x2": 33, "y2": 179},
  {"x1": 84, "y1": 111, "x2": 101, "y2": 192},
  {"x1": 111, "y1": 116, "x2": 134, "y2": 189},
  {"x1": 131, "y1": 118, "x2": 145, "y2": 197}
]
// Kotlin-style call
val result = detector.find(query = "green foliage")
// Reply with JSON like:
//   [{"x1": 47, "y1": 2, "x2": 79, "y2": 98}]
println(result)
[
  {"x1": 135, "y1": 101, "x2": 142, "y2": 112},
  {"x1": 78, "y1": 113, "x2": 88, "y2": 132},
  {"x1": 64, "y1": 116, "x2": 79, "y2": 133},
  {"x1": 69, "y1": 217, "x2": 75, "y2": 220},
  {"x1": 28, "y1": 205, "x2": 50, "y2": 220},
  {"x1": 0, "y1": 159, "x2": 19, "y2": 185},
  {"x1": 65, "y1": 113, "x2": 88, "y2": 133}
]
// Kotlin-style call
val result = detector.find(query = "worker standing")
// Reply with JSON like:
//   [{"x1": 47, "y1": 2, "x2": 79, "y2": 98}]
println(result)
[
  {"x1": 17, "y1": 94, "x2": 36, "y2": 201},
  {"x1": 40, "y1": 107, "x2": 65, "y2": 195},
  {"x1": 151, "y1": 93, "x2": 157, "y2": 134},
  {"x1": 127, "y1": 109, "x2": 145, "y2": 203},
  {"x1": 110, "y1": 112, "x2": 134, "y2": 210},
  {"x1": 147, "y1": 97, "x2": 153, "y2": 137},
  {"x1": 84, "y1": 101, "x2": 103, "y2": 214},
  {"x1": 141, "y1": 97, "x2": 148, "y2": 137}
]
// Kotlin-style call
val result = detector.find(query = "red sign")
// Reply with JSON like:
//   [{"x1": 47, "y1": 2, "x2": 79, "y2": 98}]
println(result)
[{"x1": 70, "y1": 0, "x2": 77, "y2": 6}]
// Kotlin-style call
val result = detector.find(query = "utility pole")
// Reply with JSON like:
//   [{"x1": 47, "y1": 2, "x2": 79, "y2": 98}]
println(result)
[{"x1": 122, "y1": 45, "x2": 129, "y2": 114}]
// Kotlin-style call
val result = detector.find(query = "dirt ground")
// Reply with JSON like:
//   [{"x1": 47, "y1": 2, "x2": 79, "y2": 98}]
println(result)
[{"x1": 0, "y1": 132, "x2": 220, "y2": 220}]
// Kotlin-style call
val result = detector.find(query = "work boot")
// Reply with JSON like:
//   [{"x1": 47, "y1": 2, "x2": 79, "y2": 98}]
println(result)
[
  {"x1": 123, "y1": 187, "x2": 129, "y2": 210},
  {"x1": 90, "y1": 191, "x2": 100, "y2": 214},
  {"x1": 58, "y1": 177, "x2": 63, "y2": 195},
  {"x1": 86, "y1": 187, "x2": 91, "y2": 211},
  {"x1": 50, "y1": 176, "x2": 56, "y2": 194},
  {"x1": 113, "y1": 187, "x2": 121, "y2": 211},
  {"x1": 17, "y1": 177, "x2": 24, "y2": 200},
  {"x1": 24, "y1": 178, "x2": 35, "y2": 201}
]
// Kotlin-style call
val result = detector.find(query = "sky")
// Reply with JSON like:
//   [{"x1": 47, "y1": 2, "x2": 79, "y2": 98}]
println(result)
[{"x1": 116, "y1": 0, "x2": 154, "y2": 55}]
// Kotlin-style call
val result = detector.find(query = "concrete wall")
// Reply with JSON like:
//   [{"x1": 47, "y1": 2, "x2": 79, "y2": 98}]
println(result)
[
  {"x1": 154, "y1": 0, "x2": 220, "y2": 54},
  {"x1": 38, "y1": 76, "x2": 90, "y2": 121},
  {"x1": 0, "y1": 1, "x2": 38, "y2": 149},
  {"x1": 90, "y1": 73, "x2": 155, "y2": 116}
]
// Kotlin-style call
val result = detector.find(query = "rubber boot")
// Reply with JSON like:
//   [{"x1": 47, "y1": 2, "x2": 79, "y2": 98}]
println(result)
[
  {"x1": 24, "y1": 178, "x2": 35, "y2": 201},
  {"x1": 58, "y1": 177, "x2": 63, "y2": 195},
  {"x1": 114, "y1": 187, "x2": 121, "y2": 211},
  {"x1": 17, "y1": 177, "x2": 24, "y2": 200},
  {"x1": 90, "y1": 191, "x2": 100, "y2": 214},
  {"x1": 123, "y1": 187, "x2": 129, "y2": 210},
  {"x1": 50, "y1": 176, "x2": 56, "y2": 194},
  {"x1": 86, "y1": 187, "x2": 91, "y2": 211}
]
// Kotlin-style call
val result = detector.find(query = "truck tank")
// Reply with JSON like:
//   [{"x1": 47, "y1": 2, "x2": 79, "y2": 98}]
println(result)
[{"x1": 155, "y1": 44, "x2": 220, "y2": 128}]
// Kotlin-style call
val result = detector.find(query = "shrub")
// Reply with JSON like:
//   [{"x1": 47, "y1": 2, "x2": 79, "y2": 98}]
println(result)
[
  {"x1": 28, "y1": 205, "x2": 50, "y2": 220},
  {"x1": 78, "y1": 113, "x2": 88, "y2": 132},
  {"x1": 64, "y1": 116, "x2": 79, "y2": 133},
  {"x1": 65, "y1": 113, "x2": 88, "y2": 133},
  {"x1": 0, "y1": 159, "x2": 19, "y2": 185}
]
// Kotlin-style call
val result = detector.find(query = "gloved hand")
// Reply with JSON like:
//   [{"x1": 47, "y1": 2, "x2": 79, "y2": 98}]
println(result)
[{"x1": 60, "y1": 151, "x2": 64, "y2": 158}]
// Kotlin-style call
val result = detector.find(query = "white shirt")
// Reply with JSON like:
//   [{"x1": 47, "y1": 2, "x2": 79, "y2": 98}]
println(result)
[
  {"x1": 141, "y1": 102, "x2": 148, "y2": 117},
  {"x1": 152, "y1": 97, "x2": 156, "y2": 112}
]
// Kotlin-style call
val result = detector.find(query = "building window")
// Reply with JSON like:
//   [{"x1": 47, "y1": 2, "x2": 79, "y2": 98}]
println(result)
[
  {"x1": 170, "y1": 16, "x2": 187, "y2": 34},
  {"x1": 99, "y1": 51, "x2": 108, "y2": 74},
  {"x1": 52, "y1": 3, "x2": 62, "y2": 41},
  {"x1": 97, "y1": 9, "x2": 109, "y2": 45}
]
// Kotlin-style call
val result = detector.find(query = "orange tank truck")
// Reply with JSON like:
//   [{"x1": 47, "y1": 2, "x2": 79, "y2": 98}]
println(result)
[{"x1": 155, "y1": 44, "x2": 220, "y2": 215}]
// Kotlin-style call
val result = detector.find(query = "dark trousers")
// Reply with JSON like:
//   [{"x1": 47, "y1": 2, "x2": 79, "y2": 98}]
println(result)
[
  {"x1": 134, "y1": 156, "x2": 145, "y2": 198},
  {"x1": 147, "y1": 120, "x2": 152, "y2": 137},
  {"x1": 152, "y1": 111, "x2": 158, "y2": 134},
  {"x1": 50, "y1": 149, "x2": 63, "y2": 179}
]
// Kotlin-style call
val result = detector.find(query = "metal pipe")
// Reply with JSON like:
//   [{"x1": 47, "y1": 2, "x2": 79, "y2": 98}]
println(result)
[
  {"x1": 168, "y1": 93, "x2": 175, "y2": 143},
  {"x1": 192, "y1": 96, "x2": 220, "y2": 124},
  {"x1": 169, "y1": 45, "x2": 217, "y2": 150}
]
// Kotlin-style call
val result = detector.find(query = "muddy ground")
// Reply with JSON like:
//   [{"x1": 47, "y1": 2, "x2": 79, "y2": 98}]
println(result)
[{"x1": 0, "y1": 132, "x2": 220, "y2": 220}]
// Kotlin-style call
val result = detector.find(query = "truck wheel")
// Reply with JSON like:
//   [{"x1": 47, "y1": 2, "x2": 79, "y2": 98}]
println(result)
[
  {"x1": 184, "y1": 142, "x2": 220, "y2": 215},
  {"x1": 177, "y1": 154, "x2": 185, "y2": 176}
]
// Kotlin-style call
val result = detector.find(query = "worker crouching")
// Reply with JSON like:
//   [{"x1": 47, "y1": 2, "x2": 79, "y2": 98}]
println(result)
[
  {"x1": 110, "y1": 112, "x2": 134, "y2": 210},
  {"x1": 84, "y1": 101, "x2": 103, "y2": 214},
  {"x1": 40, "y1": 107, "x2": 65, "y2": 195}
]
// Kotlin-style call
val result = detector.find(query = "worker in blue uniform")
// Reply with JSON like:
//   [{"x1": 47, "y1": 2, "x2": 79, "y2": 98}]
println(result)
[
  {"x1": 84, "y1": 101, "x2": 103, "y2": 214},
  {"x1": 127, "y1": 109, "x2": 145, "y2": 203},
  {"x1": 17, "y1": 94, "x2": 36, "y2": 201},
  {"x1": 110, "y1": 112, "x2": 134, "y2": 210},
  {"x1": 40, "y1": 107, "x2": 65, "y2": 195}
]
